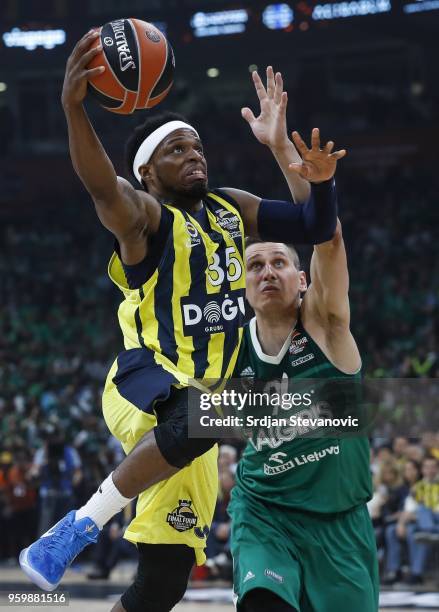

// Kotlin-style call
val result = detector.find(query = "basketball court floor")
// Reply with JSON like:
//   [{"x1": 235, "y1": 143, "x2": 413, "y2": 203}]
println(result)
[
  {"x1": 40, "y1": 602, "x2": 422, "y2": 612},
  {"x1": 1, "y1": 564, "x2": 437, "y2": 611}
]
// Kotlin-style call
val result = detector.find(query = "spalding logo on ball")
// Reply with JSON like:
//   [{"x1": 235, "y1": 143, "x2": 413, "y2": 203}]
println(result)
[{"x1": 87, "y1": 18, "x2": 175, "y2": 114}]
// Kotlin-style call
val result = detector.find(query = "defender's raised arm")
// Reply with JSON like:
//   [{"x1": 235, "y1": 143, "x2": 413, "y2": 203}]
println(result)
[{"x1": 224, "y1": 68, "x2": 343, "y2": 245}]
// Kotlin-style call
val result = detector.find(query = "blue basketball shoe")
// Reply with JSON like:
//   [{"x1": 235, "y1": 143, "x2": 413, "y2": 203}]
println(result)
[{"x1": 19, "y1": 510, "x2": 99, "y2": 591}]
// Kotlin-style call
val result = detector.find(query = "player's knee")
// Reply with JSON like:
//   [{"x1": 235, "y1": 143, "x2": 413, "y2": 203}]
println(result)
[
  {"x1": 154, "y1": 418, "x2": 217, "y2": 467},
  {"x1": 121, "y1": 579, "x2": 186, "y2": 612},
  {"x1": 154, "y1": 389, "x2": 218, "y2": 468}
]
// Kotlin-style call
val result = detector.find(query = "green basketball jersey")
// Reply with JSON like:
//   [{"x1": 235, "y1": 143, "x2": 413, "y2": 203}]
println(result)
[{"x1": 233, "y1": 316, "x2": 372, "y2": 513}]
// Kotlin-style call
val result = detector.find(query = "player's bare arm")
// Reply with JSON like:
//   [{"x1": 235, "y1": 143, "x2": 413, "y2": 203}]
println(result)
[
  {"x1": 291, "y1": 129, "x2": 359, "y2": 372},
  {"x1": 61, "y1": 30, "x2": 161, "y2": 264},
  {"x1": 226, "y1": 127, "x2": 346, "y2": 243},
  {"x1": 302, "y1": 226, "x2": 361, "y2": 374},
  {"x1": 241, "y1": 66, "x2": 311, "y2": 204},
  {"x1": 223, "y1": 66, "x2": 311, "y2": 233},
  {"x1": 287, "y1": 128, "x2": 356, "y2": 366},
  {"x1": 221, "y1": 67, "x2": 346, "y2": 239}
]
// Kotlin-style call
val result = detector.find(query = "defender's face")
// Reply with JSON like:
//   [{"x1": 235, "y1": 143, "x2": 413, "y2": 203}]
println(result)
[
  {"x1": 245, "y1": 243, "x2": 307, "y2": 315},
  {"x1": 146, "y1": 128, "x2": 208, "y2": 199}
]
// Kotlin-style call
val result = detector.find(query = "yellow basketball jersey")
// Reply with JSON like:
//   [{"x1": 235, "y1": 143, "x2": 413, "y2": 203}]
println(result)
[{"x1": 108, "y1": 191, "x2": 246, "y2": 385}]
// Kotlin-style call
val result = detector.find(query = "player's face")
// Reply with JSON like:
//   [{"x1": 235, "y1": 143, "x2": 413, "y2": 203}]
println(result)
[
  {"x1": 245, "y1": 243, "x2": 307, "y2": 315},
  {"x1": 150, "y1": 129, "x2": 208, "y2": 200}
]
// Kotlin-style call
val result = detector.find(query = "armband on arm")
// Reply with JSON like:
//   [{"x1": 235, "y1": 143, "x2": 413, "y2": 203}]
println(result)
[{"x1": 257, "y1": 179, "x2": 337, "y2": 245}]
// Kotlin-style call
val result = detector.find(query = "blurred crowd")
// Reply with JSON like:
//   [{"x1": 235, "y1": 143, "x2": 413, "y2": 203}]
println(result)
[
  {"x1": 369, "y1": 436, "x2": 439, "y2": 586},
  {"x1": 0, "y1": 99, "x2": 438, "y2": 585}
]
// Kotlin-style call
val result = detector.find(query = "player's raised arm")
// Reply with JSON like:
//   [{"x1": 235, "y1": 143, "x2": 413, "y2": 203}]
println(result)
[
  {"x1": 291, "y1": 129, "x2": 350, "y2": 323},
  {"x1": 303, "y1": 217, "x2": 361, "y2": 372},
  {"x1": 225, "y1": 116, "x2": 344, "y2": 246},
  {"x1": 222, "y1": 67, "x2": 344, "y2": 243},
  {"x1": 306, "y1": 218, "x2": 350, "y2": 328},
  {"x1": 296, "y1": 128, "x2": 359, "y2": 370},
  {"x1": 241, "y1": 66, "x2": 311, "y2": 205},
  {"x1": 61, "y1": 31, "x2": 159, "y2": 254}
]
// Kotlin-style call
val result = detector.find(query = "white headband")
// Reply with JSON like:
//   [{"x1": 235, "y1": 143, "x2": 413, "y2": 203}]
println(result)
[{"x1": 133, "y1": 120, "x2": 199, "y2": 183}]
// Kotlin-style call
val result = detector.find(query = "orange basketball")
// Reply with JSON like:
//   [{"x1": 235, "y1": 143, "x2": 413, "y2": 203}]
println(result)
[{"x1": 87, "y1": 18, "x2": 175, "y2": 114}]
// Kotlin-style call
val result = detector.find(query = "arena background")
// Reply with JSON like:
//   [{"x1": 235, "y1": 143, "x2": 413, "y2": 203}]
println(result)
[{"x1": 0, "y1": 1, "x2": 438, "y2": 610}]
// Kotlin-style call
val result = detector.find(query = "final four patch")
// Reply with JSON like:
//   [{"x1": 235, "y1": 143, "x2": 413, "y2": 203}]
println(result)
[{"x1": 166, "y1": 499, "x2": 198, "y2": 532}]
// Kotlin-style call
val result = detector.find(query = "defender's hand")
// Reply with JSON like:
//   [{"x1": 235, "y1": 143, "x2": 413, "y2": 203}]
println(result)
[
  {"x1": 61, "y1": 30, "x2": 104, "y2": 109},
  {"x1": 289, "y1": 128, "x2": 347, "y2": 183},
  {"x1": 241, "y1": 66, "x2": 289, "y2": 151}
]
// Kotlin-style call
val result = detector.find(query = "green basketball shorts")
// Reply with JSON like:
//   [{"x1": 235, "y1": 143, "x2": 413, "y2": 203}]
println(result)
[{"x1": 229, "y1": 489, "x2": 379, "y2": 612}]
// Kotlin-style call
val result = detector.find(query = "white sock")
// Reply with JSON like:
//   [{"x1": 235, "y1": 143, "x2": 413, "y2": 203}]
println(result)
[{"x1": 75, "y1": 472, "x2": 134, "y2": 530}]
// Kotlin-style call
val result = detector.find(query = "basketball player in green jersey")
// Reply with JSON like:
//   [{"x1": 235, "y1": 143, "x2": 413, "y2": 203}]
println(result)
[
  {"x1": 20, "y1": 29, "x2": 347, "y2": 607},
  {"x1": 230, "y1": 174, "x2": 378, "y2": 610}
]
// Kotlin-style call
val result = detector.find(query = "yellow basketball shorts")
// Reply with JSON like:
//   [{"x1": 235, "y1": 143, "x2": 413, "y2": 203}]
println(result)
[{"x1": 102, "y1": 355, "x2": 219, "y2": 565}]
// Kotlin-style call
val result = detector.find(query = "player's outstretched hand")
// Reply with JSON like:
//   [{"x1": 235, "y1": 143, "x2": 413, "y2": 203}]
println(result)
[
  {"x1": 61, "y1": 30, "x2": 105, "y2": 109},
  {"x1": 289, "y1": 128, "x2": 347, "y2": 183},
  {"x1": 241, "y1": 66, "x2": 289, "y2": 150}
]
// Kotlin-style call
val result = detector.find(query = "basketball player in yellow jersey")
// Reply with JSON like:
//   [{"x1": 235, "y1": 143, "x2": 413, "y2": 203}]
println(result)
[{"x1": 20, "y1": 30, "x2": 347, "y2": 610}]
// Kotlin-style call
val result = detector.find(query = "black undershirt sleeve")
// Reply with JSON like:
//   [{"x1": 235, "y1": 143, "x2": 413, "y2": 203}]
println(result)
[{"x1": 257, "y1": 179, "x2": 337, "y2": 245}]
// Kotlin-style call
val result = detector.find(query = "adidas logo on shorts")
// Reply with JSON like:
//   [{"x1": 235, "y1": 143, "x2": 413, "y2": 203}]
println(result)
[{"x1": 243, "y1": 570, "x2": 255, "y2": 583}]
